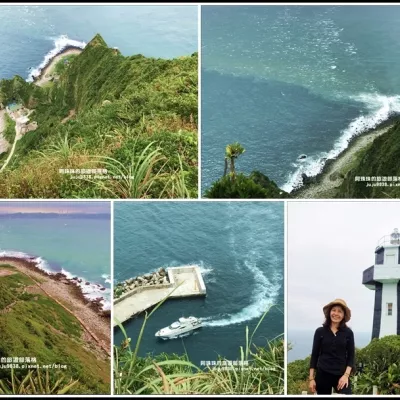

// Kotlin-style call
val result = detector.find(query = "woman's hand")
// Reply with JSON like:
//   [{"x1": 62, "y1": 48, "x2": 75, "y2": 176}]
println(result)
[
  {"x1": 337, "y1": 375, "x2": 349, "y2": 391},
  {"x1": 309, "y1": 379, "x2": 316, "y2": 393}
]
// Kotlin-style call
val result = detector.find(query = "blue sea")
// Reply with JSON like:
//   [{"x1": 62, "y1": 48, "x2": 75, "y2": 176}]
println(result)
[
  {"x1": 0, "y1": 5, "x2": 198, "y2": 81},
  {"x1": 0, "y1": 210, "x2": 111, "y2": 309},
  {"x1": 113, "y1": 201, "x2": 284, "y2": 367},
  {"x1": 201, "y1": 6, "x2": 400, "y2": 194}
]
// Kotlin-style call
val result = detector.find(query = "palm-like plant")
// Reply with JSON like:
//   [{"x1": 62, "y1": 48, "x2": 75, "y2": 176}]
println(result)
[{"x1": 224, "y1": 142, "x2": 245, "y2": 179}]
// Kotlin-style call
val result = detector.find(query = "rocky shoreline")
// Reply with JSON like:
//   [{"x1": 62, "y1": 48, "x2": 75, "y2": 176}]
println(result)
[
  {"x1": 31, "y1": 45, "x2": 84, "y2": 83},
  {"x1": 0, "y1": 256, "x2": 109, "y2": 318},
  {"x1": 291, "y1": 114, "x2": 400, "y2": 198},
  {"x1": 114, "y1": 267, "x2": 169, "y2": 299}
]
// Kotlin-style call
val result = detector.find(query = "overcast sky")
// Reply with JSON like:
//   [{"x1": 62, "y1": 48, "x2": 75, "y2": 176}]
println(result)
[
  {"x1": 288, "y1": 201, "x2": 400, "y2": 335},
  {"x1": 0, "y1": 201, "x2": 110, "y2": 214}
]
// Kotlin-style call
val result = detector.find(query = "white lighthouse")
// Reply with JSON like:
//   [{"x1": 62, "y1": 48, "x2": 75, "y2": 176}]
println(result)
[{"x1": 362, "y1": 228, "x2": 400, "y2": 340}]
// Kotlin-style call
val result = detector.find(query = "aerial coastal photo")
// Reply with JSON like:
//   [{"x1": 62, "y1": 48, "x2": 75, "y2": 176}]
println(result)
[
  {"x1": 287, "y1": 202, "x2": 400, "y2": 395},
  {"x1": 0, "y1": 5, "x2": 198, "y2": 199},
  {"x1": 202, "y1": 5, "x2": 400, "y2": 199},
  {"x1": 113, "y1": 201, "x2": 284, "y2": 395},
  {"x1": 0, "y1": 201, "x2": 111, "y2": 394}
]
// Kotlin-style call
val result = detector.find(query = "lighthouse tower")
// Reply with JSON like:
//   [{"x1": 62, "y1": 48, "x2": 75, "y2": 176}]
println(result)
[{"x1": 362, "y1": 228, "x2": 400, "y2": 340}]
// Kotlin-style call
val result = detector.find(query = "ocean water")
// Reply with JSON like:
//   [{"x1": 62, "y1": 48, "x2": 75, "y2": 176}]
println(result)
[
  {"x1": 113, "y1": 201, "x2": 284, "y2": 367},
  {"x1": 0, "y1": 5, "x2": 198, "y2": 81},
  {"x1": 288, "y1": 330, "x2": 371, "y2": 363},
  {"x1": 201, "y1": 6, "x2": 400, "y2": 194},
  {"x1": 0, "y1": 213, "x2": 111, "y2": 309}
]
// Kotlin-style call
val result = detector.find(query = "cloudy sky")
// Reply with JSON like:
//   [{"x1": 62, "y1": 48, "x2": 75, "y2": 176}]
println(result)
[
  {"x1": 0, "y1": 201, "x2": 110, "y2": 214},
  {"x1": 288, "y1": 201, "x2": 400, "y2": 335}
]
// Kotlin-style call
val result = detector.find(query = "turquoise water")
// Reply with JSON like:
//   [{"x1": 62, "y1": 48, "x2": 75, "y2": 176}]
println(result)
[
  {"x1": 201, "y1": 6, "x2": 400, "y2": 193},
  {"x1": 0, "y1": 5, "x2": 198, "y2": 80},
  {"x1": 114, "y1": 201, "x2": 284, "y2": 367},
  {"x1": 0, "y1": 213, "x2": 111, "y2": 309}
]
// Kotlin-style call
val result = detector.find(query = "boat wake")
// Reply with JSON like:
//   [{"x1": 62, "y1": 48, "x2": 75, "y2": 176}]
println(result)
[
  {"x1": 26, "y1": 34, "x2": 86, "y2": 82},
  {"x1": 201, "y1": 252, "x2": 282, "y2": 328},
  {"x1": 282, "y1": 93, "x2": 400, "y2": 193}
]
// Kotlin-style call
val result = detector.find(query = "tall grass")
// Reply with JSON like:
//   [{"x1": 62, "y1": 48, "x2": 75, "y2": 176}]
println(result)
[
  {"x1": 113, "y1": 293, "x2": 284, "y2": 395},
  {"x1": 0, "y1": 368, "x2": 79, "y2": 395}
]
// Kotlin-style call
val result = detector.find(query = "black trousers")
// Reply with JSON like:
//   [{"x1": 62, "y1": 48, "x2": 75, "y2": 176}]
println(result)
[{"x1": 315, "y1": 368, "x2": 352, "y2": 395}]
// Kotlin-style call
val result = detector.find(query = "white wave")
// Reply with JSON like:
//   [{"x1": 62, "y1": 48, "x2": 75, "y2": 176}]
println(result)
[
  {"x1": 60, "y1": 268, "x2": 74, "y2": 280},
  {"x1": 0, "y1": 249, "x2": 109, "y2": 311},
  {"x1": 282, "y1": 93, "x2": 400, "y2": 193},
  {"x1": 26, "y1": 34, "x2": 86, "y2": 82},
  {"x1": 101, "y1": 273, "x2": 111, "y2": 284},
  {"x1": 202, "y1": 254, "x2": 282, "y2": 328}
]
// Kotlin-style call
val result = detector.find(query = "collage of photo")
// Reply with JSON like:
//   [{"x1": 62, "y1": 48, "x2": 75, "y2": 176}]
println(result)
[{"x1": 1, "y1": 3, "x2": 400, "y2": 397}]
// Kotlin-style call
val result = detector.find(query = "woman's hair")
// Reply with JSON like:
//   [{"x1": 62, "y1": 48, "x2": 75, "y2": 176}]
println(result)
[{"x1": 323, "y1": 304, "x2": 348, "y2": 329}]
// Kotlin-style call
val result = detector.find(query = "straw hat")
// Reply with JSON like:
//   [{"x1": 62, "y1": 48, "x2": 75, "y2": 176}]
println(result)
[{"x1": 323, "y1": 298, "x2": 351, "y2": 322}]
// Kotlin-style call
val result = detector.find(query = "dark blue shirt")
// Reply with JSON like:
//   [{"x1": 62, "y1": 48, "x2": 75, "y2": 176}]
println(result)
[{"x1": 310, "y1": 325, "x2": 355, "y2": 376}]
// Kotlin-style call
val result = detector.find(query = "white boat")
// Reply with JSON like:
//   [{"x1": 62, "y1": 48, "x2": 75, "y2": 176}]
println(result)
[{"x1": 155, "y1": 316, "x2": 202, "y2": 339}]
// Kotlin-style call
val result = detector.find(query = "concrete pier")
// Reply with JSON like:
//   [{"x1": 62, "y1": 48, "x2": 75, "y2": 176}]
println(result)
[{"x1": 113, "y1": 266, "x2": 206, "y2": 326}]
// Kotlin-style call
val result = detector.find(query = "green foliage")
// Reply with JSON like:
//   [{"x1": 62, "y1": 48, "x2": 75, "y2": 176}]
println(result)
[
  {"x1": 337, "y1": 121, "x2": 400, "y2": 198},
  {"x1": 2, "y1": 113, "x2": 16, "y2": 144},
  {"x1": 0, "y1": 268, "x2": 110, "y2": 394},
  {"x1": 0, "y1": 368, "x2": 79, "y2": 395},
  {"x1": 0, "y1": 34, "x2": 198, "y2": 198},
  {"x1": 114, "y1": 291, "x2": 283, "y2": 395},
  {"x1": 287, "y1": 335, "x2": 400, "y2": 395},
  {"x1": 53, "y1": 54, "x2": 78, "y2": 76},
  {"x1": 205, "y1": 173, "x2": 290, "y2": 199},
  {"x1": 287, "y1": 355, "x2": 311, "y2": 395},
  {"x1": 357, "y1": 335, "x2": 400, "y2": 377}
]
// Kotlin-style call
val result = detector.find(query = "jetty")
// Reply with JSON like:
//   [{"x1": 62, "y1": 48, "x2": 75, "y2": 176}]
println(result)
[{"x1": 113, "y1": 266, "x2": 206, "y2": 326}]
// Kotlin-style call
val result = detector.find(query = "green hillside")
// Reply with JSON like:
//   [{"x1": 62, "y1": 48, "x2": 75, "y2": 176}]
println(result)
[
  {"x1": 0, "y1": 264, "x2": 110, "y2": 394},
  {"x1": 0, "y1": 34, "x2": 198, "y2": 198},
  {"x1": 336, "y1": 121, "x2": 400, "y2": 198}
]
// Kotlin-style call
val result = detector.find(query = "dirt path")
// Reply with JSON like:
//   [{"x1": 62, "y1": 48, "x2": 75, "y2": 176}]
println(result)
[
  {"x1": 0, "y1": 258, "x2": 111, "y2": 357},
  {"x1": 0, "y1": 109, "x2": 34, "y2": 173},
  {"x1": 294, "y1": 126, "x2": 392, "y2": 199}
]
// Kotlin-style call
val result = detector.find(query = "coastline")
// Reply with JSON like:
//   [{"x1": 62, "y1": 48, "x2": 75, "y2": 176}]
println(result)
[
  {"x1": 291, "y1": 115, "x2": 400, "y2": 199},
  {"x1": 32, "y1": 45, "x2": 83, "y2": 86},
  {"x1": 0, "y1": 256, "x2": 110, "y2": 356}
]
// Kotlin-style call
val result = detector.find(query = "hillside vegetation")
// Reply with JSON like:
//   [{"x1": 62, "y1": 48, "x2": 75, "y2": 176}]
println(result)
[
  {"x1": 204, "y1": 142, "x2": 290, "y2": 199},
  {"x1": 287, "y1": 335, "x2": 400, "y2": 395},
  {"x1": 336, "y1": 122, "x2": 400, "y2": 198},
  {"x1": 0, "y1": 34, "x2": 198, "y2": 198},
  {"x1": 0, "y1": 264, "x2": 110, "y2": 394}
]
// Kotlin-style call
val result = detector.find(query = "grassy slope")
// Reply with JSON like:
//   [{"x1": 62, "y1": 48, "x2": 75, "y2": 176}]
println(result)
[
  {"x1": 337, "y1": 122, "x2": 400, "y2": 198},
  {"x1": 0, "y1": 34, "x2": 198, "y2": 198},
  {"x1": 0, "y1": 264, "x2": 110, "y2": 394}
]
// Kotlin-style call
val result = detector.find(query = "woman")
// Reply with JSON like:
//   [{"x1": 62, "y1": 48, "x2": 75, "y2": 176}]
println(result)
[{"x1": 309, "y1": 298, "x2": 355, "y2": 395}]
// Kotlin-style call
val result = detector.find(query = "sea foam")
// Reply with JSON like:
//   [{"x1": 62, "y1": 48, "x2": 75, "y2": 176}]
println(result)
[
  {"x1": 0, "y1": 249, "x2": 109, "y2": 311},
  {"x1": 26, "y1": 34, "x2": 86, "y2": 82},
  {"x1": 202, "y1": 252, "x2": 282, "y2": 327},
  {"x1": 282, "y1": 93, "x2": 400, "y2": 193}
]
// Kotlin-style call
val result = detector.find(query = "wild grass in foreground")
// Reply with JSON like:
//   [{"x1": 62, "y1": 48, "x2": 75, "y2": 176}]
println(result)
[
  {"x1": 113, "y1": 293, "x2": 284, "y2": 395},
  {"x1": 0, "y1": 368, "x2": 78, "y2": 395}
]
